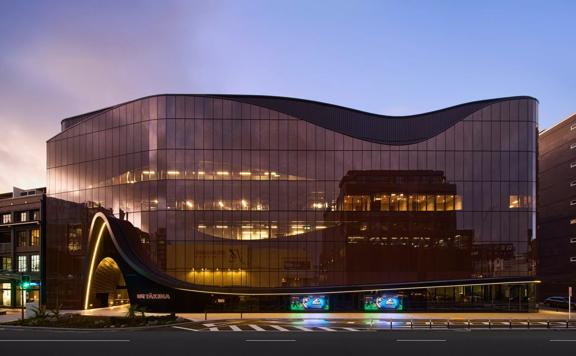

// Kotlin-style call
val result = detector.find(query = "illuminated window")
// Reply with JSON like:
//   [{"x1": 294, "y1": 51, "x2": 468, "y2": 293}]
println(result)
[
  {"x1": 343, "y1": 195, "x2": 370, "y2": 211},
  {"x1": 455, "y1": 195, "x2": 463, "y2": 210},
  {"x1": 417, "y1": 195, "x2": 427, "y2": 211},
  {"x1": 1, "y1": 257, "x2": 11, "y2": 271},
  {"x1": 1, "y1": 214, "x2": 11, "y2": 224},
  {"x1": 397, "y1": 194, "x2": 407, "y2": 211},
  {"x1": 17, "y1": 256, "x2": 27, "y2": 272},
  {"x1": 509, "y1": 195, "x2": 520, "y2": 208},
  {"x1": 31, "y1": 255, "x2": 40, "y2": 272},
  {"x1": 435, "y1": 195, "x2": 445, "y2": 211},
  {"x1": 426, "y1": 195, "x2": 435, "y2": 211},
  {"x1": 509, "y1": 195, "x2": 532, "y2": 208},
  {"x1": 67, "y1": 224, "x2": 82, "y2": 254},
  {"x1": 380, "y1": 194, "x2": 390, "y2": 211},
  {"x1": 19, "y1": 211, "x2": 28, "y2": 222},
  {"x1": 445, "y1": 195, "x2": 455, "y2": 211},
  {"x1": 30, "y1": 229, "x2": 40, "y2": 246},
  {"x1": 572, "y1": 122, "x2": 576, "y2": 131}
]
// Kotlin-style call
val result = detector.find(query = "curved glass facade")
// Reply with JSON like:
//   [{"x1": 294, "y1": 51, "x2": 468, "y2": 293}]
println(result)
[{"x1": 47, "y1": 95, "x2": 538, "y2": 292}]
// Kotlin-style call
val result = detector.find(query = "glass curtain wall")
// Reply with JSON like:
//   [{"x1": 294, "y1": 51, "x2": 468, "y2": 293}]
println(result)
[{"x1": 46, "y1": 96, "x2": 538, "y2": 290}]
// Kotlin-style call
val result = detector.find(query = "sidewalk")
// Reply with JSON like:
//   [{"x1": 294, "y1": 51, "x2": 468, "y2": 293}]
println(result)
[
  {"x1": 178, "y1": 310, "x2": 573, "y2": 322},
  {"x1": 0, "y1": 309, "x2": 23, "y2": 323}
]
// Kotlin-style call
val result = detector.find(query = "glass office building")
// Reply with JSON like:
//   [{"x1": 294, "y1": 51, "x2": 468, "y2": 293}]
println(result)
[{"x1": 46, "y1": 95, "x2": 539, "y2": 311}]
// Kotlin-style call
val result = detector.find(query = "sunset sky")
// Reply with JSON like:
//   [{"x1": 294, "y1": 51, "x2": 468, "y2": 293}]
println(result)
[{"x1": 0, "y1": 0, "x2": 574, "y2": 192}]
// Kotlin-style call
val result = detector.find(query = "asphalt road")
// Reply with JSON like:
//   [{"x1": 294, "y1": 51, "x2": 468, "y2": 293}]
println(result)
[{"x1": 1, "y1": 327, "x2": 576, "y2": 356}]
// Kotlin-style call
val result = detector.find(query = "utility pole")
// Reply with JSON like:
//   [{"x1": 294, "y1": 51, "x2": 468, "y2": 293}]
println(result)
[{"x1": 569, "y1": 286, "x2": 572, "y2": 321}]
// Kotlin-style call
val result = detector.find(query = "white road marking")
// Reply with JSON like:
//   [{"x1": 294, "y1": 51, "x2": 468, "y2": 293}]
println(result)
[
  {"x1": 317, "y1": 327, "x2": 337, "y2": 332},
  {"x1": 249, "y1": 324, "x2": 266, "y2": 331},
  {"x1": 397, "y1": 339, "x2": 446, "y2": 342},
  {"x1": 0, "y1": 340, "x2": 130, "y2": 342},
  {"x1": 209, "y1": 327, "x2": 219, "y2": 331},
  {"x1": 294, "y1": 326, "x2": 313, "y2": 332},
  {"x1": 270, "y1": 325, "x2": 289, "y2": 331},
  {"x1": 245, "y1": 339, "x2": 296, "y2": 342},
  {"x1": 341, "y1": 327, "x2": 359, "y2": 331},
  {"x1": 172, "y1": 326, "x2": 198, "y2": 332},
  {"x1": 203, "y1": 323, "x2": 216, "y2": 327},
  {"x1": 230, "y1": 325, "x2": 242, "y2": 331}
]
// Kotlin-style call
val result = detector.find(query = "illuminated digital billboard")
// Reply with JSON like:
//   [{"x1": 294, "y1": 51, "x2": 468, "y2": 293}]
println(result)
[
  {"x1": 364, "y1": 295, "x2": 403, "y2": 311},
  {"x1": 290, "y1": 296, "x2": 329, "y2": 311}
]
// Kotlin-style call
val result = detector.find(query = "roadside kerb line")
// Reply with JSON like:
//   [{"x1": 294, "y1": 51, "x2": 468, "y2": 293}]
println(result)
[
  {"x1": 0, "y1": 340, "x2": 131, "y2": 342},
  {"x1": 172, "y1": 326, "x2": 198, "y2": 332}
]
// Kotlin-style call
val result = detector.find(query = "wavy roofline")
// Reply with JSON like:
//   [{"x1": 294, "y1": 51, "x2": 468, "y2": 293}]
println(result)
[
  {"x1": 52, "y1": 94, "x2": 538, "y2": 145},
  {"x1": 59, "y1": 94, "x2": 537, "y2": 126}
]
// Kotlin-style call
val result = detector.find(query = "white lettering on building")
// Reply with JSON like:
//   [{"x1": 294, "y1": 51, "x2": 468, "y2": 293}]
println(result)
[{"x1": 136, "y1": 293, "x2": 171, "y2": 300}]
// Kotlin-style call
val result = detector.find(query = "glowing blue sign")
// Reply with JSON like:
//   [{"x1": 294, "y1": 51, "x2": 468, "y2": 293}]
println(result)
[
  {"x1": 364, "y1": 295, "x2": 403, "y2": 311},
  {"x1": 290, "y1": 295, "x2": 329, "y2": 311}
]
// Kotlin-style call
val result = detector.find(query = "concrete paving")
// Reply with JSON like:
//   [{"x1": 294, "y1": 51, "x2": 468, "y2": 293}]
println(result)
[{"x1": 178, "y1": 309, "x2": 573, "y2": 321}]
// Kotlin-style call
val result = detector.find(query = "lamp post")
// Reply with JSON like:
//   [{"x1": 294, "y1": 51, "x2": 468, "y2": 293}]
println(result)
[{"x1": 20, "y1": 274, "x2": 30, "y2": 321}]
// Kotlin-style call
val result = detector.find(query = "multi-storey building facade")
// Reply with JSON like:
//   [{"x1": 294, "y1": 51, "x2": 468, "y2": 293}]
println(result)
[
  {"x1": 538, "y1": 113, "x2": 576, "y2": 297},
  {"x1": 45, "y1": 94, "x2": 538, "y2": 312},
  {"x1": 0, "y1": 187, "x2": 44, "y2": 308}
]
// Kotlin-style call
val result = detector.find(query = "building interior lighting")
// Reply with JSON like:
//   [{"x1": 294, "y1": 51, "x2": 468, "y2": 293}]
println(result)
[
  {"x1": 241, "y1": 199, "x2": 248, "y2": 208},
  {"x1": 186, "y1": 201, "x2": 194, "y2": 208},
  {"x1": 142, "y1": 170, "x2": 155, "y2": 175},
  {"x1": 218, "y1": 201, "x2": 224, "y2": 208},
  {"x1": 239, "y1": 171, "x2": 251, "y2": 176},
  {"x1": 216, "y1": 171, "x2": 229, "y2": 176},
  {"x1": 167, "y1": 170, "x2": 180, "y2": 175},
  {"x1": 197, "y1": 171, "x2": 205, "y2": 175}
]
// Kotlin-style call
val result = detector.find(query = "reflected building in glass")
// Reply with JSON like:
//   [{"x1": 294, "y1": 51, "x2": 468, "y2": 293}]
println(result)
[{"x1": 45, "y1": 95, "x2": 539, "y2": 311}]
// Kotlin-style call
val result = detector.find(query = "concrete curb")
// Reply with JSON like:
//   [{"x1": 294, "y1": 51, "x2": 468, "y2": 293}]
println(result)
[{"x1": 0, "y1": 320, "x2": 192, "y2": 332}]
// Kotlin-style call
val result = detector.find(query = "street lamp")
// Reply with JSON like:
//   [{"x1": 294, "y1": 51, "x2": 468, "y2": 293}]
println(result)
[{"x1": 20, "y1": 274, "x2": 31, "y2": 321}]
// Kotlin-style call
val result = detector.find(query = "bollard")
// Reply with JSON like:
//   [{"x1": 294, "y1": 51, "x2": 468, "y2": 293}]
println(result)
[
  {"x1": 390, "y1": 320, "x2": 393, "y2": 330},
  {"x1": 547, "y1": 320, "x2": 550, "y2": 329},
  {"x1": 429, "y1": 319, "x2": 432, "y2": 329},
  {"x1": 410, "y1": 320, "x2": 413, "y2": 329},
  {"x1": 447, "y1": 320, "x2": 450, "y2": 329},
  {"x1": 509, "y1": 320, "x2": 512, "y2": 329},
  {"x1": 468, "y1": 320, "x2": 471, "y2": 329},
  {"x1": 527, "y1": 320, "x2": 530, "y2": 329},
  {"x1": 488, "y1": 320, "x2": 491, "y2": 329}
]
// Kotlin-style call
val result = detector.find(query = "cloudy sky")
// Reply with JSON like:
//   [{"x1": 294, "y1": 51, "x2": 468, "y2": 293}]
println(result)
[{"x1": 0, "y1": 0, "x2": 574, "y2": 192}]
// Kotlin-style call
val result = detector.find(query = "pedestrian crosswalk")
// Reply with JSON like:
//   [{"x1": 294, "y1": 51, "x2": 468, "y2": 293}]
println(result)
[{"x1": 172, "y1": 323, "x2": 365, "y2": 332}]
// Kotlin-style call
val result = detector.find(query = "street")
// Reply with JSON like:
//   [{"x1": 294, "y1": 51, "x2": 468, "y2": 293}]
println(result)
[{"x1": 1, "y1": 326, "x2": 576, "y2": 356}]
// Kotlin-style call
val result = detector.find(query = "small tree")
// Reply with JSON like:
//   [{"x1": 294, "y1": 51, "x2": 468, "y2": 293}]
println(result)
[
  {"x1": 31, "y1": 305, "x2": 48, "y2": 319},
  {"x1": 50, "y1": 304, "x2": 63, "y2": 319},
  {"x1": 126, "y1": 305, "x2": 138, "y2": 319}
]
